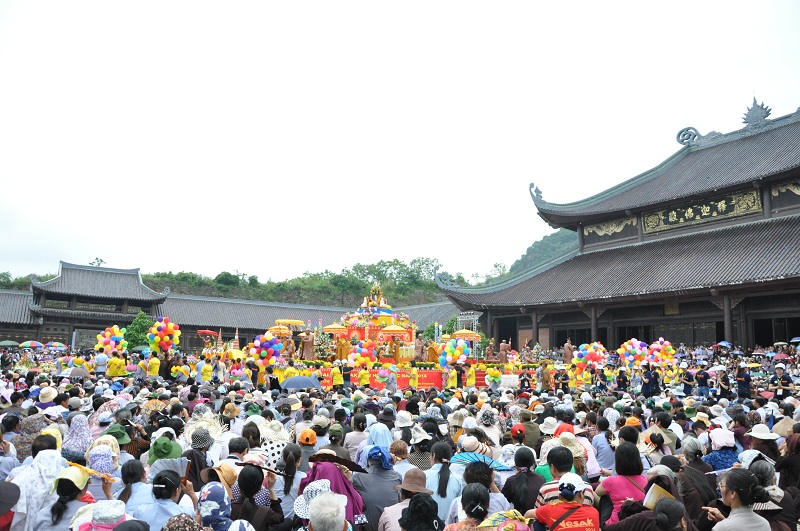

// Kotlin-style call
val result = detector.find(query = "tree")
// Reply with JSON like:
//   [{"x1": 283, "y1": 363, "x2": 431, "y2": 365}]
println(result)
[
  {"x1": 126, "y1": 311, "x2": 155, "y2": 350},
  {"x1": 214, "y1": 271, "x2": 240, "y2": 287},
  {"x1": 248, "y1": 275, "x2": 259, "y2": 288}
]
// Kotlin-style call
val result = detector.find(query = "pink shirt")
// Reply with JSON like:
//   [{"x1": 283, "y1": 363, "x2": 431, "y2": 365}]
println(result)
[{"x1": 601, "y1": 474, "x2": 647, "y2": 524}]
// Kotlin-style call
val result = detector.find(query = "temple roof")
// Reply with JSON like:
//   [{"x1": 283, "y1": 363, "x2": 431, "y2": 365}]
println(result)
[
  {"x1": 532, "y1": 104, "x2": 800, "y2": 227},
  {"x1": 437, "y1": 213, "x2": 800, "y2": 308},
  {"x1": 0, "y1": 290, "x2": 37, "y2": 325},
  {"x1": 31, "y1": 262, "x2": 169, "y2": 302}
]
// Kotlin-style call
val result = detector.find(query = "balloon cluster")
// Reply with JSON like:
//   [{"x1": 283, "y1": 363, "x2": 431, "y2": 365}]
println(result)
[
  {"x1": 576, "y1": 342, "x2": 608, "y2": 369},
  {"x1": 95, "y1": 325, "x2": 128, "y2": 354},
  {"x1": 648, "y1": 337, "x2": 676, "y2": 365},
  {"x1": 437, "y1": 338, "x2": 472, "y2": 367},
  {"x1": 251, "y1": 332, "x2": 285, "y2": 367},
  {"x1": 617, "y1": 338, "x2": 649, "y2": 367},
  {"x1": 348, "y1": 340, "x2": 377, "y2": 367},
  {"x1": 148, "y1": 317, "x2": 181, "y2": 354}
]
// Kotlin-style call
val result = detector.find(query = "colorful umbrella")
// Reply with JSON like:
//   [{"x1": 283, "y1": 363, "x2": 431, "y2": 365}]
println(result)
[
  {"x1": 45, "y1": 342, "x2": 67, "y2": 348},
  {"x1": 19, "y1": 341, "x2": 44, "y2": 349},
  {"x1": 774, "y1": 353, "x2": 790, "y2": 360},
  {"x1": 450, "y1": 452, "x2": 513, "y2": 471}
]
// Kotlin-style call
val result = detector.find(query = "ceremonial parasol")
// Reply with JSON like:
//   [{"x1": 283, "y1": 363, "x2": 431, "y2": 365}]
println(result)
[
  {"x1": 19, "y1": 341, "x2": 43, "y2": 349},
  {"x1": 227, "y1": 349, "x2": 244, "y2": 360},
  {"x1": 452, "y1": 329, "x2": 481, "y2": 341},
  {"x1": 791, "y1": 337, "x2": 800, "y2": 343},
  {"x1": 268, "y1": 325, "x2": 293, "y2": 337},
  {"x1": 322, "y1": 323, "x2": 347, "y2": 337},
  {"x1": 280, "y1": 375, "x2": 322, "y2": 390},
  {"x1": 197, "y1": 330, "x2": 218, "y2": 336},
  {"x1": 381, "y1": 324, "x2": 408, "y2": 336},
  {"x1": 276, "y1": 319, "x2": 306, "y2": 328}
]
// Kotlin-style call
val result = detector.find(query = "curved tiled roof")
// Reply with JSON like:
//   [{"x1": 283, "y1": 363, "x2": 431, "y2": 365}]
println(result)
[
  {"x1": 31, "y1": 262, "x2": 168, "y2": 302},
  {"x1": 439, "y1": 213, "x2": 800, "y2": 308},
  {"x1": 533, "y1": 109, "x2": 800, "y2": 226},
  {"x1": 0, "y1": 290, "x2": 37, "y2": 325}
]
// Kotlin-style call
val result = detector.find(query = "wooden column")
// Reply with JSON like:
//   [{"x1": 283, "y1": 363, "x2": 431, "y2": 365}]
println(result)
[
  {"x1": 723, "y1": 294, "x2": 733, "y2": 344},
  {"x1": 637, "y1": 214, "x2": 644, "y2": 242},
  {"x1": 484, "y1": 310, "x2": 492, "y2": 337},
  {"x1": 577, "y1": 224, "x2": 584, "y2": 252},
  {"x1": 530, "y1": 310, "x2": 539, "y2": 345},
  {"x1": 492, "y1": 318, "x2": 500, "y2": 343},
  {"x1": 762, "y1": 185, "x2": 772, "y2": 219},
  {"x1": 590, "y1": 305, "x2": 598, "y2": 341}
]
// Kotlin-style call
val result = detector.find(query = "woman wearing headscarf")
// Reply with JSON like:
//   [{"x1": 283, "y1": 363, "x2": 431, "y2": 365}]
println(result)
[
  {"x1": 355, "y1": 423, "x2": 393, "y2": 470},
  {"x1": 87, "y1": 400, "x2": 121, "y2": 438},
  {"x1": 198, "y1": 482, "x2": 257, "y2": 531},
  {"x1": 31, "y1": 466, "x2": 90, "y2": 531},
  {"x1": 14, "y1": 414, "x2": 49, "y2": 463},
  {"x1": 298, "y1": 462, "x2": 366, "y2": 526},
  {"x1": 163, "y1": 513, "x2": 213, "y2": 531},
  {"x1": 703, "y1": 429, "x2": 739, "y2": 471},
  {"x1": 61, "y1": 414, "x2": 93, "y2": 464},
  {"x1": 352, "y1": 446, "x2": 402, "y2": 531},
  {"x1": 10, "y1": 449, "x2": 66, "y2": 531},
  {"x1": 477, "y1": 408, "x2": 501, "y2": 446}
]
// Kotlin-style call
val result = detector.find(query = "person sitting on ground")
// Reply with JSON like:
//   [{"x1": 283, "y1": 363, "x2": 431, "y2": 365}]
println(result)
[{"x1": 526, "y1": 473, "x2": 600, "y2": 531}]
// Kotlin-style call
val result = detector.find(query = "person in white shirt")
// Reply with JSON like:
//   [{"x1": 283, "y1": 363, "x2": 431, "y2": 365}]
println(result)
[{"x1": 217, "y1": 436, "x2": 249, "y2": 475}]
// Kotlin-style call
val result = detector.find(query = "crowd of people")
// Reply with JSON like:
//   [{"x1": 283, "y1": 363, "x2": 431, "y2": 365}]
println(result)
[{"x1": 0, "y1": 345, "x2": 799, "y2": 531}]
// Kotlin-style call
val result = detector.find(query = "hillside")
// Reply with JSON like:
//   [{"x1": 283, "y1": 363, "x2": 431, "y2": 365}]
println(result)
[{"x1": 508, "y1": 228, "x2": 578, "y2": 276}]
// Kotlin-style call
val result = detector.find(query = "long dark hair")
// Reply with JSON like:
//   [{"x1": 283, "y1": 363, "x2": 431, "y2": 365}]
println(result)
[
  {"x1": 242, "y1": 423, "x2": 261, "y2": 450},
  {"x1": 461, "y1": 483, "x2": 489, "y2": 520},
  {"x1": 508, "y1": 447, "x2": 535, "y2": 512},
  {"x1": 51, "y1": 475, "x2": 84, "y2": 525},
  {"x1": 431, "y1": 442, "x2": 452, "y2": 498},
  {"x1": 352, "y1": 413, "x2": 367, "y2": 432},
  {"x1": 117, "y1": 460, "x2": 145, "y2": 504},
  {"x1": 596, "y1": 416, "x2": 615, "y2": 451},
  {"x1": 282, "y1": 443, "x2": 301, "y2": 496},
  {"x1": 237, "y1": 465, "x2": 264, "y2": 523}
]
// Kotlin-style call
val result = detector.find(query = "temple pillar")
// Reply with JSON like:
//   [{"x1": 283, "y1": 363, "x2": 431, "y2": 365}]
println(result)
[
  {"x1": 590, "y1": 305, "x2": 598, "y2": 341},
  {"x1": 530, "y1": 310, "x2": 539, "y2": 345},
  {"x1": 723, "y1": 294, "x2": 733, "y2": 344}
]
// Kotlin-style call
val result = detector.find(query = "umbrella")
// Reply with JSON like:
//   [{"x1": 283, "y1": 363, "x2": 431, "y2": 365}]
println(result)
[
  {"x1": 775, "y1": 342, "x2": 789, "y2": 347},
  {"x1": 275, "y1": 319, "x2": 307, "y2": 327},
  {"x1": 58, "y1": 366, "x2": 91, "y2": 379},
  {"x1": 754, "y1": 349, "x2": 766, "y2": 354},
  {"x1": 322, "y1": 323, "x2": 347, "y2": 334},
  {"x1": 45, "y1": 342, "x2": 67, "y2": 349},
  {"x1": 131, "y1": 345, "x2": 149, "y2": 352},
  {"x1": 0, "y1": 340, "x2": 19, "y2": 347},
  {"x1": 674, "y1": 353, "x2": 686, "y2": 358},
  {"x1": 280, "y1": 375, "x2": 322, "y2": 390},
  {"x1": 774, "y1": 353, "x2": 790, "y2": 360},
  {"x1": 791, "y1": 337, "x2": 800, "y2": 343},
  {"x1": 450, "y1": 452, "x2": 513, "y2": 471},
  {"x1": 748, "y1": 362, "x2": 762, "y2": 368},
  {"x1": 716, "y1": 341, "x2": 732, "y2": 348},
  {"x1": 709, "y1": 365, "x2": 727, "y2": 372},
  {"x1": 759, "y1": 391, "x2": 775, "y2": 400},
  {"x1": 451, "y1": 329, "x2": 481, "y2": 341},
  {"x1": 19, "y1": 341, "x2": 44, "y2": 349},
  {"x1": 196, "y1": 330, "x2": 218, "y2": 336},
  {"x1": 765, "y1": 352, "x2": 777, "y2": 358}
]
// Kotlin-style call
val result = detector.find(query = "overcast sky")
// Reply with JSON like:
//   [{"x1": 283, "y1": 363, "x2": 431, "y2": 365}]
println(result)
[{"x1": 2, "y1": 2, "x2": 799, "y2": 284}]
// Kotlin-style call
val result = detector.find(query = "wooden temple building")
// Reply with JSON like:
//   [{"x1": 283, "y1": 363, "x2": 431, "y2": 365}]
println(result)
[
  {"x1": 437, "y1": 100, "x2": 800, "y2": 350},
  {"x1": 0, "y1": 262, "x2": 457, "y2": 350}
]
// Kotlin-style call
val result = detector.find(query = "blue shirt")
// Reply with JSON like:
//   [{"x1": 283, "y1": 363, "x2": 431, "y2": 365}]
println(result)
[
  {"x1": 115, "y1": 481, "x2": 154, "y2": 513},
  {"x1": 133, "y1": 498, "x2": 194, "y2": 531},
  {"x1": 425, "y1": 463, "x2": 463, "y2": 523}
]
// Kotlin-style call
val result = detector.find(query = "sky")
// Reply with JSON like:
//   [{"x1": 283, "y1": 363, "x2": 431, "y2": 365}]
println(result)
[{"x1": 1, "y1": 2, "x2": 799, "y2": 284}]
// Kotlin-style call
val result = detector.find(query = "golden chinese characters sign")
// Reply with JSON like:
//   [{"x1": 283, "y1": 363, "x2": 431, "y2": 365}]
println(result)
[{"x1": 642, "y1": 189, "x2": 761, "y2": 234}]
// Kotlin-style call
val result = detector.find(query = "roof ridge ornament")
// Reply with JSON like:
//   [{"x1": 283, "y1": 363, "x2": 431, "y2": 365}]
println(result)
[
  {"x1": 743, "y1": 97, "x2": 771, "y2": 130},
  {"x1": 676, "y1": 127, "x2": 700, "y2": 145},
  {"x1": 529, "y1": 183, "x2": 543, "y2": 204}
]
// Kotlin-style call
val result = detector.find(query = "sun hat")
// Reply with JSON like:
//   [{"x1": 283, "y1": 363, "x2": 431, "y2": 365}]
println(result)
[
  {"x1": 739, "y1": 449, "x2": 776, "y2": 468},
  {"x1": 447, "y1": 409, "x2": 467, "y2": 427},
  {"x1": 710, "y1": 405, "x2": 729, "y2": 420},
  {"x1": 709, "y1": 428, "x2": 735, "y2": 451},
  {"x1": 103, "y1": 423, "x2": 132, "y2": 445},
  {"x1": 394, "y1": 468, "x2": 433, "y2": 494},
  {"x1": 775, "y1": 363, "x2": 786, "y2": 370},
  {"x1": 68, "y1": 396, "x2": 82, "y2": 410},
  {"x1": 679, "y1": 362, "x2": 688, "y2": 369},
  {"x1": 199, "y1": 463, "x2": 237, "y2": 498},
  {"x1": 148, "y1": 435, "x2": 183, "y2": 464},
  {"x1": 540, "y1": 417, "x2": 558, "y2": 435},
  {"x1": 746, "y1": 423, "x2": 780, "y2": 441},
  {"x1": 245, "y1": 404, "x2": 261, "y2": 417},
  {"x1": 223, "y1": 403, "x2": 241, "y2": 417},
  {"x1": 71, "y1": 500, "x2": 127, "y2": 530},
  {"x1": 532, "y1": 404, "x2": 545, "y2": 415},
  {"x1": 52, "y1": 465, "x2": 91, "y2": 492},
  {"x1": 395, "y1": 411, "x2": 414, "y2": 428},
  {"x1": 191, "y1": 428, "x2": 213, "y2": 450},
  {"x1": 293, "y1": 479, "x2": 332, "y2": 520},
  {"x1": 299, "y1": 429, "x2": 317, "y2": 446},
  {"x1": 39, "y1": 387, "x2": 57, "y2": 403},
  {"x1": 559, "y1": 432, "x2": 586, "y2": 460},
  {"x1": 460, "y1": 435, "x2": 491, "y2": 456},
  {"x1": 312, "y1": 415, "x2": 329, "y2": 429},
  {"x1": 690, "y1": 411, "x2": 710, "y2": 423},
  {"x1": 410, "y1": 425, "x2": 432, "y2": 445}
]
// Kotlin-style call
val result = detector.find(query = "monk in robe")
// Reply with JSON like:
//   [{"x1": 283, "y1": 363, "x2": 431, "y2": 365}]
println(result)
[
  {"x1": 563, "y1": 338, "x2": 574, "y2": 365},
  {"x1": 427, "y1": 340, "x2": 439, "y2": 363},
  {"x1": 301, "y1": 330, "x2": 315, "y2": 361},
  {"x1": 285, "y1": 338, "x2": 296, "y2": 359},
  {"x1": 498, "y1": 340, "x2": 510, "y2": 364},
  {"x1": 414, "y1": 334, "x2": 426, "y2": 362}
]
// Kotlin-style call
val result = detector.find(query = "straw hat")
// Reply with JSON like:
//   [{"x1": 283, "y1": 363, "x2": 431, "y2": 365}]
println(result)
[
  {"x1": 200, "y1": 463, "x2": 237, "y2": 498},
  {"x1": 559, "y1": 432, "x2": 586, "y2": 460}
]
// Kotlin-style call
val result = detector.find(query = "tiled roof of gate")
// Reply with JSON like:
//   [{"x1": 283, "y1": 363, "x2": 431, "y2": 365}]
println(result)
[
  {"x1": 0, "y1": 290, "x2": 37, "y2": 325},
  {"x1": 439, "y1": 214, "x2": 800, "y2": 307},
  {"x1": 31, "y1": 262, "x2": 168, "y2": 301},
  {"x1": 533, "y1": 109, "x2": 800, "y2": 225}
]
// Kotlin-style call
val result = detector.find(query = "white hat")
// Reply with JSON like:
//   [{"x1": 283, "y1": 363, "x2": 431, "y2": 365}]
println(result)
[
  {"x1": 739, "y1": 362, "x2": 747, "y2": 368},
  {"x1": 558, "y1": 472, "x2": 588, "y2": 493},
  {"x1": 679, "y1": 362, "x2": 688, "y2": 369},
  {"x1": 540, "y1": 417, "x2": 558, "y2": 435},
  {"x1": 618, "y1": 367, "x2": 627, "y2": 372},
  {"x1": 775, "y1": 363, "x2": 786, "y2": 370},
  {"x1": 396, "y1": 411, "x2": 414, "y2": 428},
  {"x1": 746, "y1": 423, "x2": 779, "y2": 440}
]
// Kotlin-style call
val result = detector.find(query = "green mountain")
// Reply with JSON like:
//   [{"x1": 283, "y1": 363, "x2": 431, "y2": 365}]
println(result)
[{"x1": 508, "y1": 228, "x2": 578, "y2": 276}]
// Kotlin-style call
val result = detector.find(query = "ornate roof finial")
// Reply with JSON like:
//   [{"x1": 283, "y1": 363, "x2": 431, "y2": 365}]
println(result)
[
  {"x1": 676, "y1": 127, "x2": 700, "y2": 145},
  {"x1": 743, "y1": 97, "x2": 771, "y2": 129},
  {"x1": 529, "y1": 183, "x2": 543, "y2": 204}
]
